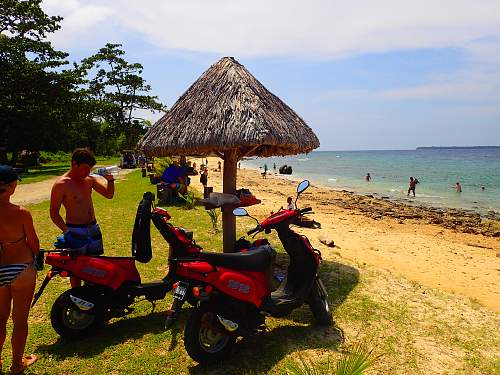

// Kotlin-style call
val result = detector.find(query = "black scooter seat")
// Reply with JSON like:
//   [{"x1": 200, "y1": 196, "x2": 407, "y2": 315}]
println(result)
[{"x1": 198, "y1": 245, "x2": 274, "y2": 271}]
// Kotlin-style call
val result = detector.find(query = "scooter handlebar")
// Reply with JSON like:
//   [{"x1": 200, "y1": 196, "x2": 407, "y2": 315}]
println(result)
[{"x1": 299, "y1": 207, "x2": 313, "y2": 214}]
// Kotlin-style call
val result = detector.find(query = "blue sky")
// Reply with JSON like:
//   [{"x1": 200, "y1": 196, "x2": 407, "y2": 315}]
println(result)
[{"x1": 41, "y1": 0, "x2": 500, "y2": 150}]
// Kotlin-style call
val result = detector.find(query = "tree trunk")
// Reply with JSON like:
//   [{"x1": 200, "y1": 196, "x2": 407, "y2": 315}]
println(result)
[
  {"x1": 10, "y1": 149, "x2": 19, "y2": 166},
  {"x1": 222, "y1": 149, "x2": 238, "y2": 253}
]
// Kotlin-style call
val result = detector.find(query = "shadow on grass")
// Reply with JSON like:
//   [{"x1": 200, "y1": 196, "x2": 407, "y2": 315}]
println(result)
[
  {"x1": 35, "y1": 258, "x2": 358, "y2": 374},
  {"x1": 34, "y1": 311, "x2": 178, "y2": 360},
  {"x1": 19, "y1": 165, "x2": 68, "y2": 184}
]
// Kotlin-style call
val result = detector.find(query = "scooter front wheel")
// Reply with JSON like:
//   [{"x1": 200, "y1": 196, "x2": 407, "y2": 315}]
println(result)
[
  {"x1": 307, "y1": 279, "x2": 332, "y2": 326},
  {"x1": 184, "y1": 304, "x2": 236, "y2": 364},
  {"x1": 50, "y1": 287, "x2": 104, "y2": 339}
]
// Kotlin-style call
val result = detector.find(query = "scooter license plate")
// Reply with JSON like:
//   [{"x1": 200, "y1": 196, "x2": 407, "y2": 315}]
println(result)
[{"x1": 173, "y1": 285, "x2": 187, "y2": 300}]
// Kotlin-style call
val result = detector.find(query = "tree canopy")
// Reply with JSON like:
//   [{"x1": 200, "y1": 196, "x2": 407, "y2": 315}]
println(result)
[{"x1": 0, "y1": 0, "x2": 165, "y2": 165}]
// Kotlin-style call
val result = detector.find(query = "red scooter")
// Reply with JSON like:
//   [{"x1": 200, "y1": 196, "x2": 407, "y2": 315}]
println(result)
[
  {"x1": 32, "y1": 192, "x2": 205, "y2": 338},
  {"x1": 32, "y1": 191, "x2": 269, "y2": 339},
  {"x1": 174, "y1": 180, "x2": 332, "y2": 364}
]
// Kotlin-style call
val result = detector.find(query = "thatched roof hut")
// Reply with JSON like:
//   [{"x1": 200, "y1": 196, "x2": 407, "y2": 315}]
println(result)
[
  {"x1": 138, "y1": 57, "x2": 319, "y2": 158},
  {"x1": 138, "y1": 57, "x2": 319, "y2": 252}
]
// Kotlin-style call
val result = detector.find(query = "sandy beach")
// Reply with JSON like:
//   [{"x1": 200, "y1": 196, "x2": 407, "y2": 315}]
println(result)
[{"x1": 201, "y1": 158, "x2": 500, "y2": 313}]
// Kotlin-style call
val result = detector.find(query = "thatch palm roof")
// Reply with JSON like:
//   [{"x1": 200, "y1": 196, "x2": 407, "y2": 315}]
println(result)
[{"x1": 138, "y1": 57, "x2": 319, "y2": 158}]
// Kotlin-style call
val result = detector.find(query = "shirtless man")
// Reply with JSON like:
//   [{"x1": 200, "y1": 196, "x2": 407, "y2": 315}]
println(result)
[
  {"x1": 0, "y1": 165, "x2": 39, "y2": 373},
  {"x1": 50, "y1": 148, "x2": 115, "y2": 287}
]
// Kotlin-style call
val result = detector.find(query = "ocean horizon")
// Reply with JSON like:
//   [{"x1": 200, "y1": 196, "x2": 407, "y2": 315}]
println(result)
[{"x1": 241, "y1": 148, "x2": 500, "y2": 215}]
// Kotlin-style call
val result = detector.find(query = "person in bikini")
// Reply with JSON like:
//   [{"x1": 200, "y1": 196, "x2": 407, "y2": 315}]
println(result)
[
  {"x1": 50, "y1": 148, "x2": 115, "y2": 288},
  {"x1": 0, "y1": 165, "x2": 39, "y2": 374}
]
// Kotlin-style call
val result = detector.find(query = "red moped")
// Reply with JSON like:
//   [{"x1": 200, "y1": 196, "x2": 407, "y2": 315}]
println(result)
[
  {"x1": 175, "y1": 180, "x2": 332, "y2": 364},
  {"x1": 32, "y1": 192, "x2": 206, "y2": 338}
]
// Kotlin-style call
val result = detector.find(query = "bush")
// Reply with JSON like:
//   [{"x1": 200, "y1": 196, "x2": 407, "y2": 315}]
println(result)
[{"x1": 153, "y1": 157, "x2": 173, "y2": 176}]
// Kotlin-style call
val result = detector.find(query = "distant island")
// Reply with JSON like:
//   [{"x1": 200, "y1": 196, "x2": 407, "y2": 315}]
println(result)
[{"x1": 416, "y1": 146, "x2": 500, "y2": 150}]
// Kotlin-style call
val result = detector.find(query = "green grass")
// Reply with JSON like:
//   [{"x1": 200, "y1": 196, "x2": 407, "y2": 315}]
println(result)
[
  {"x1": 19, "y1": 156, "x2": 119, "y2": 184},
  {"x1": 3, "y1": 171, "x2": 499, "y2": 374}
]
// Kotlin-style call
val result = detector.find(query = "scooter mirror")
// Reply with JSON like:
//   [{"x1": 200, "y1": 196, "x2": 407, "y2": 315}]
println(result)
[
  {"x1": 297, "y1": 180, "x2": 310, "y2": 195},
  {"x1": 232, "y1": 207, "x2": 248, "y2": 217}
]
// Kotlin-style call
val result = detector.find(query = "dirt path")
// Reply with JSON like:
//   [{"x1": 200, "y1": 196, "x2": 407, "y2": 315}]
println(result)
[{"x1": 12, "y1": 169, "x2": 135, "y2": 206}]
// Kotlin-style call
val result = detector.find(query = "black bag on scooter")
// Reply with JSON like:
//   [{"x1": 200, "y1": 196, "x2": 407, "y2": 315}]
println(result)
[{"x1": 131, "y1": 192, "x2": 154, "y2": 263}]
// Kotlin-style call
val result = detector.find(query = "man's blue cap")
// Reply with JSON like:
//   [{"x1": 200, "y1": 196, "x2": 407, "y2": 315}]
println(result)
[{"x1": 0, "y1": 165, "x2": 22, "y2": 184}]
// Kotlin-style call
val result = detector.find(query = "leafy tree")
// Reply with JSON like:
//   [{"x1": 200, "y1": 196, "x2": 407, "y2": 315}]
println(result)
[
  {"x1": 0, "y1": 2, "x2": 164, "y2": 163},
  {"x1": 80, "y1": 44, "x2": 164, "y2": 150},
  {"x1": 0, "y1": 0, "x2": 79, "y2": 164}
]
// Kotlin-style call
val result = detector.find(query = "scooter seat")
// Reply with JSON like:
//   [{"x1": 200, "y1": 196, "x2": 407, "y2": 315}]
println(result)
[{"x1": 199, "y1": 245, "x2": 275, "y2": 271}]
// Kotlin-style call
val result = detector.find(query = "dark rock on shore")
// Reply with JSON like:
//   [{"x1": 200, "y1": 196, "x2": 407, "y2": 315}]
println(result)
[{"x1": 323, "y1": 189, "x2": 500, "y2": 237}]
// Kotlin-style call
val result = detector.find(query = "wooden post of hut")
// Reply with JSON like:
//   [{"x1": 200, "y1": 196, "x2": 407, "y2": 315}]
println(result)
[{"x1": 222, "y1": 149, "x2": 238, "y2": 253}]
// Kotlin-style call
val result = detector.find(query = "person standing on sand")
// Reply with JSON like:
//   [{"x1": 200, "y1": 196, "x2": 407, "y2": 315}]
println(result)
[
  {"x1": 365, "y1": 173, "x2": 371, "y2": 182},
  {"x1": 263, "y1": 164, "x2": 268, "y2": 179},
  {"x1": 50, "y1": 148, "x2": 115, "y2": 288},
  {"x1": 407, "y1": 177, "x2": 419, "y2": 197},
  {"x1": 200, "y1": 168, "x2": 208, "y2": 188},
  {"x1": 455, "y1": 182, "x2": 462, "y2": 193},
  {"x1": 0, "y1": 165, "x2": 39, "y2": 374}
]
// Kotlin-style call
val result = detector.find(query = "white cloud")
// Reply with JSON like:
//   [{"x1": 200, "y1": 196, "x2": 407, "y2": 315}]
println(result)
[
  {"x1": 41, "y1": 0, "x2": 500, "y2": 59},
  {"x1": 41, "y1": 0, "x2": 114, "y2": 49}
]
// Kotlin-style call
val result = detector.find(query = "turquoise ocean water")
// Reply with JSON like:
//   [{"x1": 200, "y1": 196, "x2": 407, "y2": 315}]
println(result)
[{"x1": 241, "y1": 148, "x2": 500, "y2": 215}]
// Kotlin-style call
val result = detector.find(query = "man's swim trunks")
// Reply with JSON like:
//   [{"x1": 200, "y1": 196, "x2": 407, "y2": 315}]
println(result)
[{"x1": 54, "y1": 220, "x2": 104, "y2": 255}]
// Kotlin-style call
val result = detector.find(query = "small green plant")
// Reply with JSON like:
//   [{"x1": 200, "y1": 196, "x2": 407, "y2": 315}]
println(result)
[
  {"x1": 287, "y1": 343, "x2": 378, "y2": 375},
  {"x1": 179, "y1": 191, "x2": 196, "y2": 209},
  {"x1": 207, "y1": 209, "x2": 220, "y2": 232},
  {"x1": 287, "y1": 355, "x2": 330, "y2": 375}
]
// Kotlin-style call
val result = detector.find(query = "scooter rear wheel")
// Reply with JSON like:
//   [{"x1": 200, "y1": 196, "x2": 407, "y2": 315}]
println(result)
[
  {"x1": 307, "y1": 279, "x2": 332, "y2": 326},
  {"x1": 184, "y1": 304, "x2": 236, "y2": 364},
  {"x1": 51, "y1": 287, "x2": 104, "y2": 339}
]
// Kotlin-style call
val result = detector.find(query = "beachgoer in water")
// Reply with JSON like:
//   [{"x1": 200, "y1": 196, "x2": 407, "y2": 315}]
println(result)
[
  {"x1": 238, "y1": 162, "x2": 241, "y2": 169},
  {"x1": 455, "y1": 182, "x2": 462, "y2": 193},
  {"x1": 365, "y1": 173, "x2": 371, "y2": 182},
  {"x1": 273, "y1": 163, "x2": 276, "y2": 171},
  {"x1": 286, "y1": 197, "x2": 295, "y2": 210},
  {"x1": 407, "y1": 177, "x2": 419, "y2": 197},
  {"x1": 0, "y1": 165, "x2": 39, "y2": 374},
  {"x1": 481, "y1": 186, "x2": 485, "y2": 191},
  {"x1": 50, "y1": 148, "x2": 115, "y2": 288}
]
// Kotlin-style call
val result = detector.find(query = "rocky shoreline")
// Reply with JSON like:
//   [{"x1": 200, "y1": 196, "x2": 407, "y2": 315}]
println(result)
[{"x1": 315, "y1": 188, "x2": 500, "y2": 237}]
